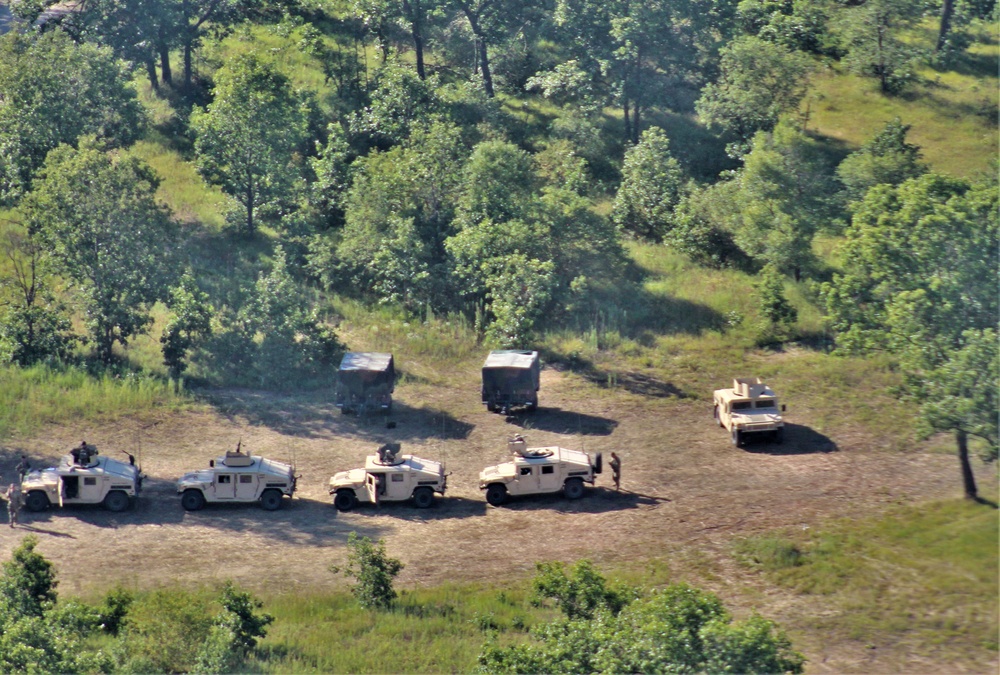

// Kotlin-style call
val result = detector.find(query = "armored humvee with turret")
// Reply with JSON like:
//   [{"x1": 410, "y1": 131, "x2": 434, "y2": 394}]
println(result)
[
  {"x1": 329, "y1": 443, "x2": 447, "y2": 511},
  {"x1": 21, "y1": 443, "x2": 142, "y2": 513},
  {"x1": 177, "y1": 444, "x2": 297, "y2": 511},
  {"x1": 482, "y1": 350, "x2": 540, "y2": 413},
  {"x1": 713, "y1": 377, "x2": 786, "y2": 446},
  {"x1": 336, "y1": 352, "x2": 395, "y2": 415},
  {"x1": 478, "y1": 436, "x2": 602, "y2": 506}
]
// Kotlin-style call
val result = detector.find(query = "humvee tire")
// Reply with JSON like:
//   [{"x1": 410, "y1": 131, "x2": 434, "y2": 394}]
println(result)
[
  {"x1": 334, "y1": 490, "x2": 357, "y2": 511},
  {"x1": 260, "y1": 489, "x2": 283, "y2": 511},
  {"x1": 732, "y1": 429, "x2": 743, "y2": 447},
  {"x1": 181, "y1": 489, "x2": 206, "y2": 511},
  {"x1": 593, "y1": 452, "x2": 603, "y2": 474},
  {"x1": 412, "y1": 486, "x2": 434, "y2": 508},
  {"x1": 485, "y1": 483, "x2": 507, "y2": 506},
  {"x1": 774, "y1": 428, "x2": 785, "y2": 444},
  {"x1": 103, "y1": 490, "x2": 130, "y2": 513},
  {"x1": 25, "y1": 490, "x2": 49, "y2": 512},
  {"x1": 563, "y1": 478, "x2": 584, "y2": 499}
]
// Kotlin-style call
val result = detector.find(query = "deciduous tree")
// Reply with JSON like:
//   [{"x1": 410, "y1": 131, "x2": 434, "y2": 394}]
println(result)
[
  {"x1": 822, "y1": 173, "x2": 998, "y2": 499},
  {"x1": 192, "y1": 54, "x2": 310, "y2": 236},
  {"x1": 0, "y1": 31, "x2": 145, "y2": 204},
  {"x1": 23, "y1": 142, "x2": 174, "y2": 363}
]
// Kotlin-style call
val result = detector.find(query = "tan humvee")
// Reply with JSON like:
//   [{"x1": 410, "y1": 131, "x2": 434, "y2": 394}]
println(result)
[
  {"x1": 328, "y1": 443, "x2": 447, "y2": 511},
  {"x1": 478, "y1": 436, "x2": 602, "y2": 506},
  {"x1": 177, "y1": 444, "x2": 297, "y2": 511},
  {"x1": 21, "y1": 445, "x2": 142, "y2": 513},
  {"x1": 713, "y1": 377, "x2": 785, "y2": 446}
]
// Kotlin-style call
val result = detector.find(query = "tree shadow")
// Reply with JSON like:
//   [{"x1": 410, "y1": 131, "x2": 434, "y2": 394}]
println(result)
[
  {"x1": 741, "y1": 423, "x2": 838, "y2": 455},
  {"x1": 200, "y1": 388, "x2": 474, "y2": 441},
  {"x1": 503, "y1": 407, "x2": 618, "y2": 436},
  {"x1": 543, "y1": 351, "x2": 690, "y2": 400}
]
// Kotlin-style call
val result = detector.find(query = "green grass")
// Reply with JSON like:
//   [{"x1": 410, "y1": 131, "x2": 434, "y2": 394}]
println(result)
[
  {"x1": 0, "y1": 364, "x2": 193, "y2": 440},
  {"x1": 805, "y1": 22, "x2": 998, "y2": 178},
  {"x1": 251, "y1": 584, "x2": 544, "y2": 673},
  {"x1": 734, "y1": 500, "x2": 999, "y2": 655}
]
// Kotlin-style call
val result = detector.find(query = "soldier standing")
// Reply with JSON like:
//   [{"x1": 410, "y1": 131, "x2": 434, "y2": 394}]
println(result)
[
  {"x1": 609, "y1": 452, "x2": 622, "y2": 491},
  {"x1": 15, "y1": 454, "x2": 30, "y2": 478},
  {"x1": 5, "y1": 482, "x2": 20, "y2": 528}
]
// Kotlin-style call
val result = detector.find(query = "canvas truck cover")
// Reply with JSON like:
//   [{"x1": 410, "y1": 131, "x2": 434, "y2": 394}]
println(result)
[
  {"x1": 481, "y1": 350, "x2": 540, "y2": 392},
  {"x1": 338, "y1": 352, "x2": 395, "y2": 392}
]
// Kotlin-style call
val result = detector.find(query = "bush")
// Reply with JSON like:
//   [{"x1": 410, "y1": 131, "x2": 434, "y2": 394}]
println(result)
[{"x1": 332, "y1": 532, "x2": 404, "y2": 611}]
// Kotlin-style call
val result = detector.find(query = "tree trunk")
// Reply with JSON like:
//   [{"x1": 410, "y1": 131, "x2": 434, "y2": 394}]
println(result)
[
  {"x1": 404, "y1": 0, "x2": 426, "y2": 79},
  {"x1": 623, "y1": 99, "x2": 632, "y2": 144},
  {"x1": 146, "y1": 58, "x2": 159, "y2": 91},
  {"x1": 936, "y1": 0, "x2": 955, "y2": 52},
  {"x1": 158, "y1": 29, "x2": 172, "y2": 84},
  {"x1": 184, "y1": 41, "x2": 194, "y2": 89},
  {"x1": 464, "y1": 12, "x2": 494, "y2": 97},
  {"x1": 957, "y1": 429, "x2": 978, "y2": 500}
]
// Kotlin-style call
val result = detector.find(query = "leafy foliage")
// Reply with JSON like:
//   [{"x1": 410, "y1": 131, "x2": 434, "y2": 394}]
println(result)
[
  {"x1": 22, "y1": 141, "x2": 173, "y2": 363},
  {"x1": 822, "y1": 173, "x2": 999, "y2": 496},
  {"x1": 161, "y1": 271, "x2": 213, "y2": 380},
  {"x1": 611, "y1": 127, "x2": 685, "y2": 242},
  {"x1": 332, "y1": 532, "x2": 405, "y2": 611},
  {"x1": 192, "y1": 53, "x2": 310, "y2": 235},
  {"x1": 696, "y1": 35, "x2": 811, "y2": 156},
  {"x1": 836, "y1": 117, "x2": 927, "y2": 207},
  {"x1": 0, "y1": 30, "x2": 145, "y2": 205},
  {"x1": 838, "y1": 0, "x2": 924, "y2": 94},
  {"x1": 480, "y1": 564, "x2": 805, "y2": 674}
]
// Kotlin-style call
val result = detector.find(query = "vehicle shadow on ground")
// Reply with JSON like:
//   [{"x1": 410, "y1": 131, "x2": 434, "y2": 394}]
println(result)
[
  {"x1": 20, "y1": 476, "x2": 388, "y2": 546},
  {"x1": 741, "y1": 423, "x2": 839, "y2": 455},
  {"x1": 201, "y1": 388, "x2": 474, "y2": 441},
  {"x1": 494, "y1": 487, "x2": 670, "y2": 514},
  {"x1": 334, "y1": 496, "x2": 489, "y2": 520},
  {"x1": 503, "y1": 407, "x2": 618, "y2": 436}
]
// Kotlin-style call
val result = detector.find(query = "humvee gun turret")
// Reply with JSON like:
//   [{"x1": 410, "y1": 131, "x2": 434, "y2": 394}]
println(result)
[
  {"x1": 21, "y1": 444, "x2": 142, "y2": 513},
  {"x1": 177, "y1": 445, "x2": 297, "y2": 511},
  {"x1": 713, "y1": 377, "x2": 785, "y2": 446},
  {"x1": 336, "y1": 352, "x2": 395, "y2": 415},
  {"x1": 328, "y1": 443, "x2": 447, "y2": 511},
  {"x1": 478, "y1": 436, "x2": 602, "y2": 506},
  {"x1": 482, "y1": 350, "x2": 540, "y2": 413}
]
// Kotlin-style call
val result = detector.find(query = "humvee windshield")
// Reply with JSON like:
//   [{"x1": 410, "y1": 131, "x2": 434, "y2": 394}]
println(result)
[
  {"x1": 732, "y1": 401, "x2": 753, "y2": 410},
  {"x1": 755, "y1": 400, "x2": 776, "y2": 409}
]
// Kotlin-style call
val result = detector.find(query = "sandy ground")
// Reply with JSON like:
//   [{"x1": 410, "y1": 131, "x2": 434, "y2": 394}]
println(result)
[{"x1": 0, "y1": 366, "x2": 995, "y2": 673}]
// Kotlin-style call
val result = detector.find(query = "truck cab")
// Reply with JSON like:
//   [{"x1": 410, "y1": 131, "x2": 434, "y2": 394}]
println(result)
[
  {"x1": 478, "y1": 436, "x2": 602, "y2": 506},
  {"x1": 713, "y1": 377, "x2": 786, "y2": 446},
  {"x1": 329, "y1": 445, "x2": 447, "y2": 511}
]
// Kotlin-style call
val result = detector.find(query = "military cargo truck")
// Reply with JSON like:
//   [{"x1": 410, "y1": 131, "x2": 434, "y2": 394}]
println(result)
[
  {"x1": 478, "y1": 436, "x2": 601, "y2": 506},
  {"x1": 336, "y1": 352, "x2": 395, "y2": 414},
  {"x1": 329, "y1": 443, "x2": 447, "y2": 511},
  {"x1": 177, "y1": 445, "x2": 297, "y2": 511},
  {"x1": 21, "y1": 444, "x2": 142, "y2": 513},
  {"x1": 713, "y1": 377, "x2": 786, "y2": 446},
  {"x1": 482, "y1": 350, "x2": 540, "y2": 413}
]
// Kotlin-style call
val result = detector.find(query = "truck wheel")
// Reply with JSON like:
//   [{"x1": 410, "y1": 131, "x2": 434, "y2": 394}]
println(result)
[
  {"x1": 181, "y1": 489, "x2": 206, "y2": 511},
  {"x1": 485, "y1": 484, "x2": 507, "y2": 506},
  {"x1": 103, "y1": 490, "x2": 130, "y2": 513},
  {"x1": 260, "y1": 489, "x2": 283, "y2": 511},
  {"x1": 25, "y1": 490, "x2": 49, "y2": 512},
  {"x1": 564, "y1": 478, "x2": 585, "y2": 500},
  {"x1": 412, "y1": 487, "x2": 434, "y2": 508},
  {"x1": 732, "y1": 429, "x2": 743, "y2": 447},
  {"x1": 334, "y1": 490, "x2": 357, "y2": 512},
  {"x1": 714, "y1": 405, "x2": 724, "y2": 427},
  {"x1": 593, "y1": 452, "x2": 603, "y2": 475}
]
